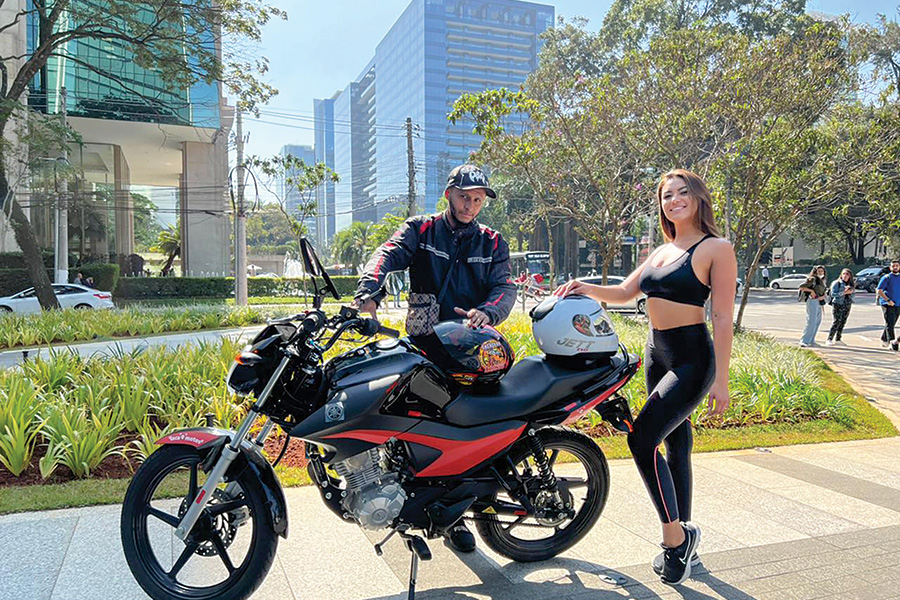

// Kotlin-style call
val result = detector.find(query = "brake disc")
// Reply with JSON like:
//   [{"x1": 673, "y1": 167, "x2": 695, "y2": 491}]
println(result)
[{"x1": 178, "y1": 489, "x2": 239, "y2": 557}]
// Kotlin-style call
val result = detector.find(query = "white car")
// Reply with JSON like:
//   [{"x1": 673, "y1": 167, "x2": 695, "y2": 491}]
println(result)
[
  {"x1": 768, "y1": 273, "x2": 808, "y2": 290},
  {"x1": 0, "y1": 283, "x2": 115, "y2": 314},
  {"x1": 577, "y1": 275, "x2": 647, "y2": 314}
]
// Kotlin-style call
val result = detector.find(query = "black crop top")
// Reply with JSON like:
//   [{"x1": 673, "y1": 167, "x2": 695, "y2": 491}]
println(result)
[{"x1": 639, "y1": 235, "x2": 713, "y2": 307}]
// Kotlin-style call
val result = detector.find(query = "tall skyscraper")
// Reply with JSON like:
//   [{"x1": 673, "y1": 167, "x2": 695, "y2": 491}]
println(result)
[
  {"x1": 314, "y1": 96, "x2": 337, "y2": 241},
  {"x1": 278, "y1": 143, "x2": 317, "y2": 240},
  {"x1": 315, "y1": 0, "x2": 552, "y2": 239}
]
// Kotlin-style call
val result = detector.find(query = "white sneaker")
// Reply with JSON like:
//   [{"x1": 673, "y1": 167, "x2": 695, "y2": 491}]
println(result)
[
  {"x1": 825, "y1": 340, "x2": 834, "y2": 347},
  {"x1": 883, "y1": 340, "x2": 891, "y2": 348},
  {"x1": 799, "y1": 342, "x2": 809, "y2": 348}
]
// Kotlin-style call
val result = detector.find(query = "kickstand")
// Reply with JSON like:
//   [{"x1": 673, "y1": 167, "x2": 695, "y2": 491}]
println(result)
[{"x1": 401, "y1": 532, "x2": 431, "y2": 600}]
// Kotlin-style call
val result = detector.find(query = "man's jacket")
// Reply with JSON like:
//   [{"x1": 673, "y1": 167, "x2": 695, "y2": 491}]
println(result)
[{"x1": 355, "y1": 212, "x2": 516, "y2": 325}]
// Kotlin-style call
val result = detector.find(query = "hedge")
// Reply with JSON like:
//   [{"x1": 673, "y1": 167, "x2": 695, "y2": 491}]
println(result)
[
  {"x1": 114, "y1": 276, "x2": 360, "y2": 300},
  {"x1": 78, "y1": 264, "x2": 120, "y2": 293},
  {"x1": 0, "y1": 251, "x2": 55, "y2": 270}
]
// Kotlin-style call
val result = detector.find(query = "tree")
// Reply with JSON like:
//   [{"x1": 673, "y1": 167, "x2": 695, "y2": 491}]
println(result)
[
  {"x1": 0, "y1": 0, "x2": 286, "y2": 309},
  {"x1": 245, "y1": 202, "x2": 298, "y2": 254},
  {"x1": 246, "y1": 154, "x2": 339, "y2": 251},
  {"x1": 152, "y1": 224, "x2": 180, "y2": 276},
  {"x1": 331, "y1": 221, "x2": 375, "y2": 273}
]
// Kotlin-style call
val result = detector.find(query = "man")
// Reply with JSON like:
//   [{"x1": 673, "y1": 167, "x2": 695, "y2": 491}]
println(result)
[
  {"x1": 876, "y1": 259, "x2": 900, "y2": 351},
  {"x1": 353, "y1": 164, "x2": 516, "y2": 552},
  {"x1": 762, "y1": 266, "x2": 770, "y2": 288},
  {"x1": 73, "y1": 272, "x2": 84, "y2": 285}
]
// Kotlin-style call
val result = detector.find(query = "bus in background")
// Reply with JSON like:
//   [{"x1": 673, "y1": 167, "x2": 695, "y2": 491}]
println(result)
[{"x1": 511, "y1": 251, "x2": 551, "y2": 298}]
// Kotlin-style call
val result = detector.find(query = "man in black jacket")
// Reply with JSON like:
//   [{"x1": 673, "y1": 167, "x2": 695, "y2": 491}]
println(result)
[{"x1": 353, "y1": 164, "x2": 516, "y2": 552}]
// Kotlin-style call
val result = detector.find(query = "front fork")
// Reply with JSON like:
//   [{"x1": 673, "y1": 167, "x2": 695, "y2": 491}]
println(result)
[{"x1": 174, "y1": 354, "x2": 291, "y2": 541}]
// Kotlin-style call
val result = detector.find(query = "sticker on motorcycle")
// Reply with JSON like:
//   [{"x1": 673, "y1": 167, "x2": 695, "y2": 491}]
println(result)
[
  {"x1": 325, "y1": 402, "x2": 345, "y2": 422},
  {"x1": 478, "y1": 339, "x2": 509, "y2": 373}
]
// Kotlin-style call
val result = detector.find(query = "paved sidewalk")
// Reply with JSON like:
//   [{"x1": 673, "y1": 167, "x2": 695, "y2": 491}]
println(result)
[{"x1": 3, "y1": 437, "x2": 900, "y2": 600}]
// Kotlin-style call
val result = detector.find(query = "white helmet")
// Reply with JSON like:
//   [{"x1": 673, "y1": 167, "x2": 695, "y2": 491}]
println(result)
[{"x1": 531, "y1": 294, "x2": 619, "y2": 362}]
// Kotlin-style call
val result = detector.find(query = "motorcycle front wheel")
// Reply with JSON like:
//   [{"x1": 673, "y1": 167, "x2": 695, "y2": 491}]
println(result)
[
  {"x1": 475, "y1": 426, "x2": 610, "y2": 562},
  {"x1": 121, "y1": 445, "x2": 278, "y2": 600}
]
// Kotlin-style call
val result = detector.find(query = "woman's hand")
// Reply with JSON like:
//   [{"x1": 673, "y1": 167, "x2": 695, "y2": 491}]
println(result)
[
  {"x1": 706, "y1": 380, "x2": 730, "y2": 417},
  {"x1": 553, "y1": 280, "x2": 598, "y2": 298}
]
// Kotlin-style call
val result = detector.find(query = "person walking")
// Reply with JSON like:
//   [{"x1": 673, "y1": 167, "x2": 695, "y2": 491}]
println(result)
[
  {"x1": 798, "y1": 265, "x2": 827, "y2": 347},
  {"x1": 762, "y1": 266, "x2": 770, "y2": 288},
  {"x1": 555, "y1": 169, "x2": 736, "y2": 586},
  {"x1": 825, "y1": 268, "x2": 855, "y2": 346},
  {"x1": 876, "y1": 259, "x2": 900, "y2": 351}
]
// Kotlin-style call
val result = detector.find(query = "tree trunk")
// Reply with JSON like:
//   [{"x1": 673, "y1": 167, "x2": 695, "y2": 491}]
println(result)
[
  {"x1": 735, "y1": 245, "x2": 766, "y2": 329},
  {"x1": 545, "y1": 217, "x2": 557, "y2": 284},
  {"x1": 0, "y1": 148, "x2": 60, "y2": 310},
  {"x1": 515, "y1": 225, "x2": 523, "y2": 252}
]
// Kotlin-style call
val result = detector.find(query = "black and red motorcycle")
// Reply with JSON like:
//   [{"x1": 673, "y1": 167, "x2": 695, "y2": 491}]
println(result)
[{"x1": 120, "y1": 239, "x2": 640, "y2": 600}]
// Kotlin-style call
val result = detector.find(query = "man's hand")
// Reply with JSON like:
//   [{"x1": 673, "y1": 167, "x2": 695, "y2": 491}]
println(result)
[
  {"x1": 455, "y1": 307, "x2": 490, "y2": 328},
  {"x1": 351, "y1": 298, "x2": 377, "y2": 319}
]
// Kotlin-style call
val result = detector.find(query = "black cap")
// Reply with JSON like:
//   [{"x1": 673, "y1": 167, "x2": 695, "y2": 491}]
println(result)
[{"x1": 445, "y1": 164, "x2": 497, "y2": 198}]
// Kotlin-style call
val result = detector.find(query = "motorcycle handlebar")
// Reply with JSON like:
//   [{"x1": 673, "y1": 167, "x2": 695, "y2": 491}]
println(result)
[{"x1": 358, "y1": 318, "x2": 400, "y2": 339}]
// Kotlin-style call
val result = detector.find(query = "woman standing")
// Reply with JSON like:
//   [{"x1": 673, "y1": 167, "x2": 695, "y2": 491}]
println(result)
[
  {"x1": 826, "y1": 268, "x2": 855, "y2": 346},
  {"x1": 798, "y1": 266, "x2": 827, "y2": 347},
  {"x1": 554, "y1": 169, "x2": 736, "y2": 586}
]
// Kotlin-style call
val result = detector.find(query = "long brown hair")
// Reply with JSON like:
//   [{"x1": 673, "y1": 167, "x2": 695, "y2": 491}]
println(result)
[{"x1": 656, "y1": 169, "x2": 721, "y2": 242}]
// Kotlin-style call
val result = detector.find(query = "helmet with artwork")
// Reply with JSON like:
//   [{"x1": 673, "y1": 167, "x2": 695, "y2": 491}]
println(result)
[{"x1": 410, "y1": 321, "x2": 514, "y2": 386}]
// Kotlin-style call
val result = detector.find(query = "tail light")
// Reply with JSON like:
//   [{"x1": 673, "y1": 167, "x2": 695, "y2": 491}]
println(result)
[{"x1": 93, "y1": 293, "x2": 112, "y2": 299}]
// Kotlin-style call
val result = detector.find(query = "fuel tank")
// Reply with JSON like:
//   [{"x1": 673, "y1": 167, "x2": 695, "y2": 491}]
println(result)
[{"x1": 290, "y1": 338, "x2": 456, "y2": 462}]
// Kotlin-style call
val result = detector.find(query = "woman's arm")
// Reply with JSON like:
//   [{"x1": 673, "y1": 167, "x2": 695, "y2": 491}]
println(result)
[
  {"x1": 554, "y1": 248, "x2": 661, "y2": 302},
  {"x1": 707, "y1": 239, "x2": 738, "y2": 417}
]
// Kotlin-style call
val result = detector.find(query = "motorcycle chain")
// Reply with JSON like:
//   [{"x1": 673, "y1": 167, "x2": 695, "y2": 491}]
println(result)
[{"x1": 463, "y1": 514, "x2": 572, "y2": 529}]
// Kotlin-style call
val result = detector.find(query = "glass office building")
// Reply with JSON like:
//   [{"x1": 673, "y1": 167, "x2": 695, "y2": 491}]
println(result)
[
  {"x1": 279, "y1": 143, "x2": 317, "y2": 220},
  {"x1": 316, "y1": 0, "x2": 552, "y2": 237},
  {"x1": 26, "y1": 3, "x2": 220, "y2": 128},
  {"x1": 314, "y1": 97, "x2": 337, "y2": 241}
]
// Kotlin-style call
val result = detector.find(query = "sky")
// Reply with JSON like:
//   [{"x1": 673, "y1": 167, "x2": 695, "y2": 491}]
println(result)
[{"x1": 241, "y1": 0, "x2": 900, "y2": 163}]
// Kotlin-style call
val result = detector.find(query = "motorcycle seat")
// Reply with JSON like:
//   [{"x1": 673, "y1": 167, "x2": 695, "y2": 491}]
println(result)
[{"x1": 443, "y1": 356, "x2": 617, "y2": 427}]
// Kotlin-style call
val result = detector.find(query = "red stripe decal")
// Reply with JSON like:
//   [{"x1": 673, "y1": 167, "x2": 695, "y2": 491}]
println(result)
[
  {"x1": 564, "y1": 402, "x2": 577, "y2": 411},
  {"x1": 195, "y1": 489, "x2": 206, "y2": 504},
  {"x1": 561, "y1": 374, "x2": 631, "y2": 426},
  {"x1": 156, "y1": 431, "x2": 223, "y2": 447},
  {"x1": 323, "y1": 430, "x2": 400, "y2": 445}
]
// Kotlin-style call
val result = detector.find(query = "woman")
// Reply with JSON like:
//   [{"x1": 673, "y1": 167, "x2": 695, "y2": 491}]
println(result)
[
  {"x1": 798, "y1": 265, "x2": 827, "y2": 347},
  {"x1": 554, "y1": 169, "x2": 736, "y2": 586},
  {"x1": 826, "y1": 268, "x2": 855, "y2": 346}
]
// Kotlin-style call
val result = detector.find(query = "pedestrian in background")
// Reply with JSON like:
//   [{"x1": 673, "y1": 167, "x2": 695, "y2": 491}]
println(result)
[
  {"x1": 798, "y1": 265, "x2": 827, "y2": 347},
  {"x1": 762, "y1": 266, "x2": 770, "y2": 288},
  {"x1": 876, "y1": 259, "x2": 900, "y2": 351},
  {"x1": 826, "y1": 268, "x2": 855, "y2": 346}
]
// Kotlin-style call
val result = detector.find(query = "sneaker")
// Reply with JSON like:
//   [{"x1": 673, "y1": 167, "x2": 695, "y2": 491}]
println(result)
[
  {"x1": 660, "y1": 522, "x2": 702, "y2": 586},
  {"x1": 653, "y1": 549, "x2": 700, "y2": 575},
  {"x1": 883, "y1": 340, "x2": 891, "y2": 348},
  {"x1": 825, "y1": 340, "x2": 834, "y2": 347},
  {"x1": 444, "y1": 522, "x2": 476, "y2": 553},
  {"x1": 892, "y1": 341, "x2": 899, "y2": 352},
  {"x1": 799, "y1": 342, "x2": 809, "y2": 348}
]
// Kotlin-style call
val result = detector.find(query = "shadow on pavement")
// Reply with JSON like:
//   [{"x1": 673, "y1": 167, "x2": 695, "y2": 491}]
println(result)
[{"x1": 366, "y1": 555, "x2": 760, "y2": 600}]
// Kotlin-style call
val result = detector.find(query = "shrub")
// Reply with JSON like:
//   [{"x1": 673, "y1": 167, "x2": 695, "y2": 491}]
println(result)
[
  {"x1": 115, "y1": 275, "x2": 360, "y2": 299},
  {"x1": 78, "y1": 264, "x2": 120, "y2": 292}
]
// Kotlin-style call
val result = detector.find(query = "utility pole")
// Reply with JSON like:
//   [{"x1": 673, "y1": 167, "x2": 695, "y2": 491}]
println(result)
[
  {"x1": 405, "y1": 117, "x2": 416, "y2": 217},
  {"x1": 725, "y1": 171, "x2": 733, "y2": 243},
  {"x1": 234, "y1": 110, "x2": 248, "y2": 306},
  {"x1": 55, "y1": 87, "x2": 69, "y2": 284}
]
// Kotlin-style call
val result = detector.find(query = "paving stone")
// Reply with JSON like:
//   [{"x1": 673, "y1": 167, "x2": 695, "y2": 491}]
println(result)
[{"x1": 0, "y1": 515, "x2": 77, "y2": 600}]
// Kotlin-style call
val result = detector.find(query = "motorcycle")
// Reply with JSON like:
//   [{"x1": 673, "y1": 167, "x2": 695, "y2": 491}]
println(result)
[{"x1": 120, "y1": 238, "x2": 640, "y2": 600}]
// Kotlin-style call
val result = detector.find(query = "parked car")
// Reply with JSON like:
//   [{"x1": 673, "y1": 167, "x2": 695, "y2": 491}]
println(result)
[
  {"x1": 854, "y1": 266, "x2": 889, "y2": 293},
  {"x1": 768, "y1": 273, "x2": 808, "y2": 290},
  {"x1": 736, "y1": 278, "x2": 744, "y2": 298},
  {"x1": 577, "y1": 275, "x2": 647, "y2": 314},
  {"x1": 0, "y1": 284, "x2": 115, "y2": 314}
]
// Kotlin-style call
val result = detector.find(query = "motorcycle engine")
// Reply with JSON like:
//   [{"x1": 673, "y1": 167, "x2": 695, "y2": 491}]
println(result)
[{"x1": 333, "y1": 447, "x2": 407, "y2": 530}]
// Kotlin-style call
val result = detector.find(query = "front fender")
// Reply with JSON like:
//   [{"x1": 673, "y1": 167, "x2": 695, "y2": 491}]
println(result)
[{"x1": 156, "y1": 427, "x2": 289, "y2": 539}]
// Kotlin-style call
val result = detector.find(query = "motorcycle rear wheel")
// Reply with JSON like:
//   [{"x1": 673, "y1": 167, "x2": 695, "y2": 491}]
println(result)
[
  {"x1": 121, "y1": 445, "x2": 278, "y2": 600},
  {"x1": 475, "y1": 427, "x2": 609, "y2": 562}
]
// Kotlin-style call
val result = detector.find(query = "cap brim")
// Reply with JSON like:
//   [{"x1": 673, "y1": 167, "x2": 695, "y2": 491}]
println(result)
[{"x1": 453, "y1": 184, "x2": 497, "y2": 198}]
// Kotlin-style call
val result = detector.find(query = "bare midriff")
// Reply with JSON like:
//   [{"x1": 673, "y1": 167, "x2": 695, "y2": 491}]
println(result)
[{"x1": 646, "y1": 298, "x2": 706, "y2": 331}]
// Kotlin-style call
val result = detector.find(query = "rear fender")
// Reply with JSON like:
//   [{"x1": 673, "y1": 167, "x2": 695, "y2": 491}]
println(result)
[{"x1": 156, "y1": 427, "x2": 289, "y2": 539}]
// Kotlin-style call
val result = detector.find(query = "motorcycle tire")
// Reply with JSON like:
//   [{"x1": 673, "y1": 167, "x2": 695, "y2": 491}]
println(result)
[
  {"x1": 121, "y1": 445, "x2": 278, "y2": 600},
  {"x1": 475, "y1": 427, "x2": 609, "y2": 562}
]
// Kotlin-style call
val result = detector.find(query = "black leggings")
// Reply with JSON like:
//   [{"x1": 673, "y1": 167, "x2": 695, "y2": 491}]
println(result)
[
  {"x1": 828, "y1": 303, "x2": 851, "y2": 341},
  {"x1": 628, "y1": 324, "x2": 716, "y2": 523}
]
